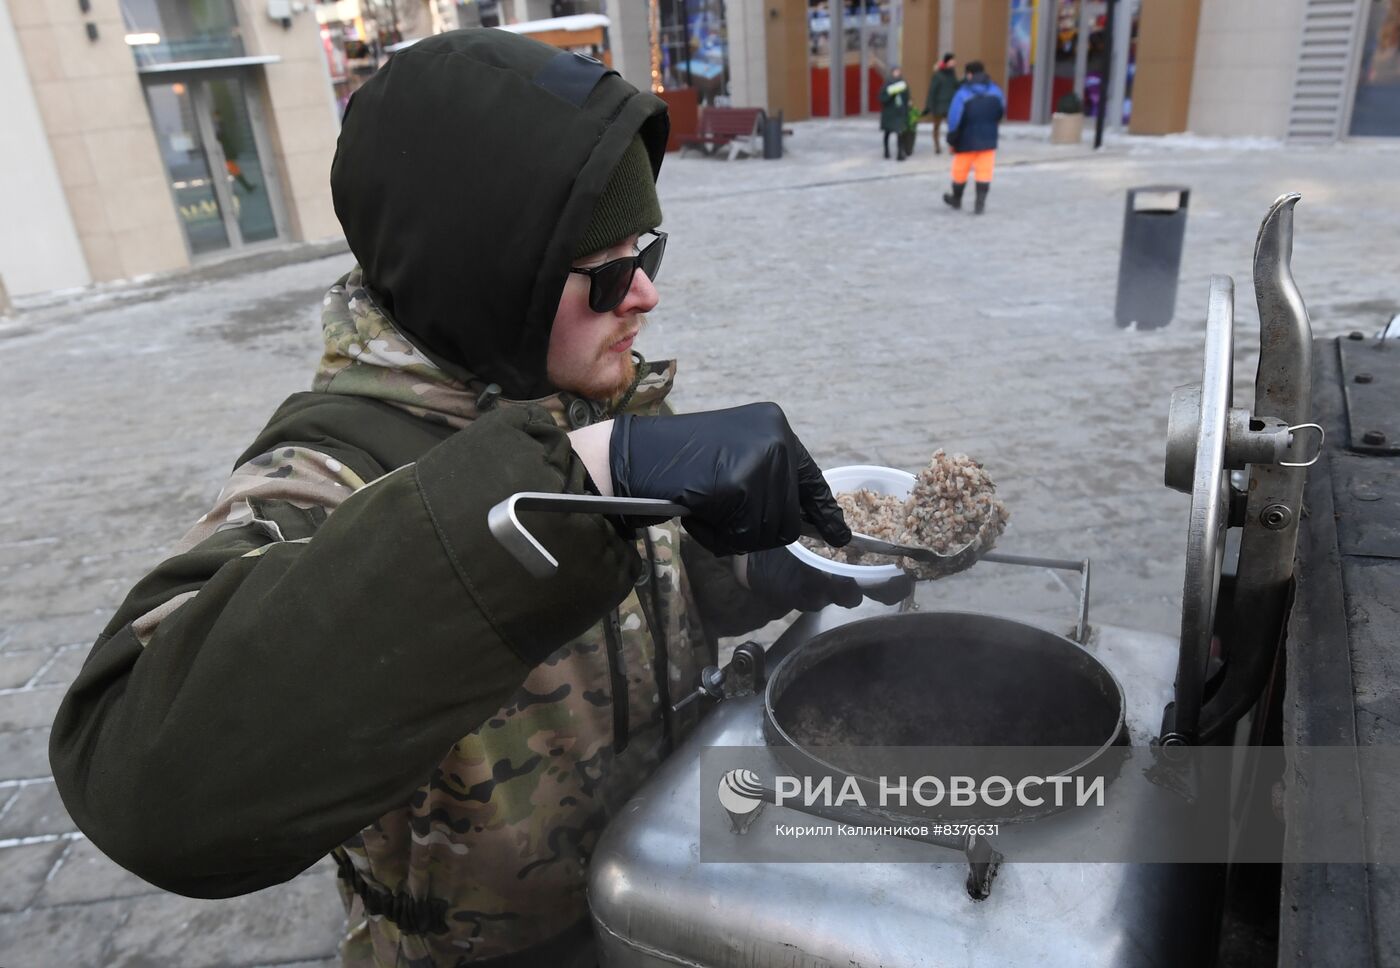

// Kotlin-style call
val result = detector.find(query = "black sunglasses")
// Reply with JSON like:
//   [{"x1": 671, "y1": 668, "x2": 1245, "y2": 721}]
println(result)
[{"x1": 568, "y1": 232, "x2": 667, "y2": 314}]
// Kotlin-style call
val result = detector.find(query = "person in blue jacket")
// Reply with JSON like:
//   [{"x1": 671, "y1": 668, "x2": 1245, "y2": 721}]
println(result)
[{"x1": 943, "y1": 60, "x2": 1006, "y2": 214}]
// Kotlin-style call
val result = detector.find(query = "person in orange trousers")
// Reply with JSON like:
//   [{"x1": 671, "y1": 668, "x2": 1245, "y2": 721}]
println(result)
[{"x1": 942, "y1": 60, "x2": 1006, "y2": 214}]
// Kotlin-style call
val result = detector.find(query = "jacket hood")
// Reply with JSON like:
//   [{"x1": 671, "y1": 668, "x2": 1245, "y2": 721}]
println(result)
[
  {"x1": 967, "y1": 73, "x2": 998, "y2": 91},
  {"x1": 330, "y1": 29, "x2": 669, "y2": 399}
]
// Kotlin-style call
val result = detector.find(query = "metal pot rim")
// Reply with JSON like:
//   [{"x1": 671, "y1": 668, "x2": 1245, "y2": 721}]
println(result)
[{"x1": 761, "y1": 609, "x2": 1129, "y2": 812}]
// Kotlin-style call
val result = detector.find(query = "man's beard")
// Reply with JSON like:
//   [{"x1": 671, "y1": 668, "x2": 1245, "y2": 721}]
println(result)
[
  {"x1": 547, "y1": 316, "x2": 647, "y2": 403},
  {"x1": 600, "y1": 313, "x2": 646, "y2": 405},
  {"x1": 601, "y1": 349, "x2": 639, "y2": 406}
]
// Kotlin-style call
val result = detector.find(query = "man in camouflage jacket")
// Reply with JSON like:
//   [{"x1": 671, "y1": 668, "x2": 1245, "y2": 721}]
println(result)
[{"x1": 49, "y1": 29, "x2": 898, "y2": 967}]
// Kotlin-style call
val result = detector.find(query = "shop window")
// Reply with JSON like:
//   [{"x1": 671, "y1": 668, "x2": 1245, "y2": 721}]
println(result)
[
  {"x1": 660, "y1": 0, "x2": 730, "y2": 106},
  {"x1": 121, "y1": 0, "x2": 245, "y2": 67},
  {"x1": 1350, "y1": 0, "x2": 1400, "y2": 136}
]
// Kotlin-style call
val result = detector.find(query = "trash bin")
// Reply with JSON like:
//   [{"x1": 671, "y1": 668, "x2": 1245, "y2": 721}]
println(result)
[
  {"x1": 1115, "y1": 186, "x2": 1190, "y2": 329},
  {"x1": 763, "y1": 110, "x2": 784, "y2": 160}
]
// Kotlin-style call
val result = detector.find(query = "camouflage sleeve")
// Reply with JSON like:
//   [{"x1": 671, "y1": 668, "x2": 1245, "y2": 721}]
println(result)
[
  {"x1": 49, "y1": 406, "x2": 640, "y2": 899},
  {"x1": 678, "y1": 534, "x2": 790, "y2": 639}
]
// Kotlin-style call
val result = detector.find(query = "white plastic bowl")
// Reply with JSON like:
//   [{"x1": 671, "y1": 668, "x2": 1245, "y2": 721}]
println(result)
[{"x1": 788, "y1": 464, "x2": 916, "y2": 587}]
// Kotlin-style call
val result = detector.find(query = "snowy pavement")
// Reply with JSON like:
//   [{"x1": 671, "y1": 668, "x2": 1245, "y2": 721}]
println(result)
[{"x1": 2, "y1": 116, "x2": 1398, "y2": 966}]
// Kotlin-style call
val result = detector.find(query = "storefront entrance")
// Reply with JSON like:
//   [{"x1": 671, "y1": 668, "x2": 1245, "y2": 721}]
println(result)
[
  {"x1": 143, "y1": 73, "x2": 285, "y2": 257},
  {"x1": 809, "y1": 1, "x2": 896, "y2": 117},
  {"x1": 1006, "y1": 0, "x2": 1139, "y2": 126}
]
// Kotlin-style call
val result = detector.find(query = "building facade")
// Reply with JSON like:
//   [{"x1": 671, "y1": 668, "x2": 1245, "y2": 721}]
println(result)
[
  {"x1": 7, "y1": 0, "x2": 1394, "y2": 298},
  {"x1": 1140, "y1": 0, "x2": 1400, "y2": 141},
  {"x1": 600, "y1": 0, "x2": 1398, "y2": 139},
  {"x1": 2, "y1": 0, "x2": 341, "y2": 299}
]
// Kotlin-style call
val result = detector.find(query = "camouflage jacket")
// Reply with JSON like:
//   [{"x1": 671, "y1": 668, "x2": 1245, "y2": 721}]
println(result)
[
  {"x1": 50, "y1": 269, "x2": 782, "y2": 966},
  {"x1": 315, "y1": 271, "x2": 710, "y2": 966}
]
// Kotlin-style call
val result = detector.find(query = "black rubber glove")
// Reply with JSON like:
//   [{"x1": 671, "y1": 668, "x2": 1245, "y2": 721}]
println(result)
[
  {"x1": 744, "y1": 549, "x2": 912, "y2": 612},
  {"x1": 609, "y1": 403, "x2": 852, "y2": 556}
]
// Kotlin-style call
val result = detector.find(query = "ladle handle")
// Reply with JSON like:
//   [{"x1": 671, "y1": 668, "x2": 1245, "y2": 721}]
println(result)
[
  {"x1": 488, "y1": 492, "x2": 689, "y2": 578},
  {"x1": 488, "y1": 492, "x2": 850, "y2": 578},
  {"x1": 977, "y1": 552, "x2": 1092, "y2": 645}
]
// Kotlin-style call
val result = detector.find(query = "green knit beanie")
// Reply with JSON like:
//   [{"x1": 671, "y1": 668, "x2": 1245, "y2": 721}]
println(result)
[{"x1": 573, "y1": 135, "x2": 662, "y2": 258}]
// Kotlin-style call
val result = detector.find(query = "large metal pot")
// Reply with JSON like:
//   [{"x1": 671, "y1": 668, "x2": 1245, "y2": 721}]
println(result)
[
  {"x1": 589, "y1": 611, "x2": 1222, "y2": 968},
  {"x1": 762, "y1": 611, "x2": 1126, "y2": 821}
]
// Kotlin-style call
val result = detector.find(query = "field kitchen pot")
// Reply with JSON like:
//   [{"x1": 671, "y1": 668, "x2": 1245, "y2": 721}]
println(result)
[
  {"x1": 763, "y1": 611, "x2": 1127, "y2": 822},
  {"x1": 589, "y1": 609, "x2": 1219, "y2": 968}
]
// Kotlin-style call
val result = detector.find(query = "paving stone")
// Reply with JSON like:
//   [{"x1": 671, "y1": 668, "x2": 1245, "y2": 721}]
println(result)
[
  {"x1": 3, "y1": 876, "x2": 343, "y2": 967},
  {"x1": 0, "y1": 651, "x2": 49, "y2": 690},
  {"x1": 34, "y1": 645, "x2": 88, "y2": 688},
  {"x1": 33, "y1": 835, "x2": 165, "y2": 907},
  {"x1": 0, "y1": 686, "x2": 65, "y2": 732},
  {"x1": 0, "y1": 779, "x2": 75, "y2": 839},
  {"x1": 0, "y1": 612, "x2": 104, "y2": 654},
  {"x1": 0, "y1": 728, "x2": 52, "y2": 782},
  {"x1": 0, "y1": 840, "x2": 66, "y2": 913},
  {"x1": 0, "y1": 899, "x2": 137, "y2": 968}
]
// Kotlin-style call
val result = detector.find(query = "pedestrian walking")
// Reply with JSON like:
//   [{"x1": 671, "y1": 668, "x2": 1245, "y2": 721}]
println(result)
[
  {"x1": 923, "y1": 52, "x2": 959, "y2": 154},
  {"x1": 943, "y1": 60, "x2": 1006, "y2": 214},
  {"x1": 47, "y1": 28, "x2": 911, "y2": 968},
  {"x1": 879, "y1": 65, "x2": 912, "y2": 161}
]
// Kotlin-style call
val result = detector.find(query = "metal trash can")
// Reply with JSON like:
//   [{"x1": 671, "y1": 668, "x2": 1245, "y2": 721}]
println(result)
[
  {"x1": 1115, "y1": 186, "x2": 1190, "y2": 329},
  {"x1": 762, "y1": 110, "x2": 784, "y2": 160}
]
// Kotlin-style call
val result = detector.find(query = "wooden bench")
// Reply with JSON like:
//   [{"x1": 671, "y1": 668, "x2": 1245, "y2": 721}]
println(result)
[{"x1": 678, "y1": 107, "x2": 766, "y2": 160}]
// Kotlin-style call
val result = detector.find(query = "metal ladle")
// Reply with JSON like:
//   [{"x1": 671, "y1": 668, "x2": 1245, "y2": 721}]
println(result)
[
  {"x1": 490, "y1": 492, "x2": 981, "y2": 575},
  {"x1": 488, "y1": 491, "x2": 1092, "y2": 642},
  {"x1": 835, "y1": 528, "x2": 980, "y2": 568}
]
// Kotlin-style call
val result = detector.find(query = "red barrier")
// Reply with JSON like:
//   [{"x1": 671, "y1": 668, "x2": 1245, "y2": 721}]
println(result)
[
  {"x1": 1006, "y1": 75, "x2": 1078, "y2": 122},
  {"x1": 810, "y1": 65, "x2": 886, "y2": 117},
  {"x1": 1007, "y1": 74, "x2": 1032, "y2": 121}
]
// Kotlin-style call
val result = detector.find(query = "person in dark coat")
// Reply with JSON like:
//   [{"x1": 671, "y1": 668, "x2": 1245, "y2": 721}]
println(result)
[
  {"x1": 942, "y1": 59, "x2": 1006, "y2": 214},
  {"x1": 47, "y1": 28, "x2": 886, "y2": 967},
  {"x1": 923, "y1": 52, "x2": 958, "y2": 154},
  {"x1": 879, "y1": 66, "x2": 912, "y2": 161}
]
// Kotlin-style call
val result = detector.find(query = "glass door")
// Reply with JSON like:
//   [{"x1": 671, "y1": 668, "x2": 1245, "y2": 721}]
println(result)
[
  {"x1": 144, "y1": 72, "x2": 284, "y2": 256},
  {"x1": 200, "y1": 76, "x2": 279, "y2": 244},
  {"x1": 145, "y1": 80, "x2": 230, "y2": 255},
  {"x1": 857, "y1": 5, "x2": 891, "y2": 116}
]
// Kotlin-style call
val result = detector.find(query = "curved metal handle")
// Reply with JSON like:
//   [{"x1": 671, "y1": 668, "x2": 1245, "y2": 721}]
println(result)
[
  {"x1": 1189, "y1": 193, "x2": 1316, "y2": 744},
  {"x1": 978, "y1": 552, "x2": 1092, "y2": 645},
  {"x1": 488, "y1": 492, "x2": 689, "y2": 577},
  {"x1": 1253, "y1": 193, "x2": 1311, "y2": 434}
]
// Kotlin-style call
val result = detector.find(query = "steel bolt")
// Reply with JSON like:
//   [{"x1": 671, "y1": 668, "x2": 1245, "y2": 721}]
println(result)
[
  {"x1": 1261, "y1": 504, "x2": 1292, "y2": 530},
  {"x1": 1362, "y1": 430, "x2": 1387, "y2": 446},
  {"x1": 1355, "y1": 373, "x2": 1374, "y2": 384},
  {"x1": 1349, "y1": 331, "x2": 1366, "y2": 340}
]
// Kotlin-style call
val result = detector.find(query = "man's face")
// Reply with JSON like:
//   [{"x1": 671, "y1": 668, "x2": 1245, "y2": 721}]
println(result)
[
  {"x1": 892, "y1": 68, "x2": 903, "y2": 80},
  {"x1": 546, "y1": 234, "x2": 658, "y2": 401}
]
